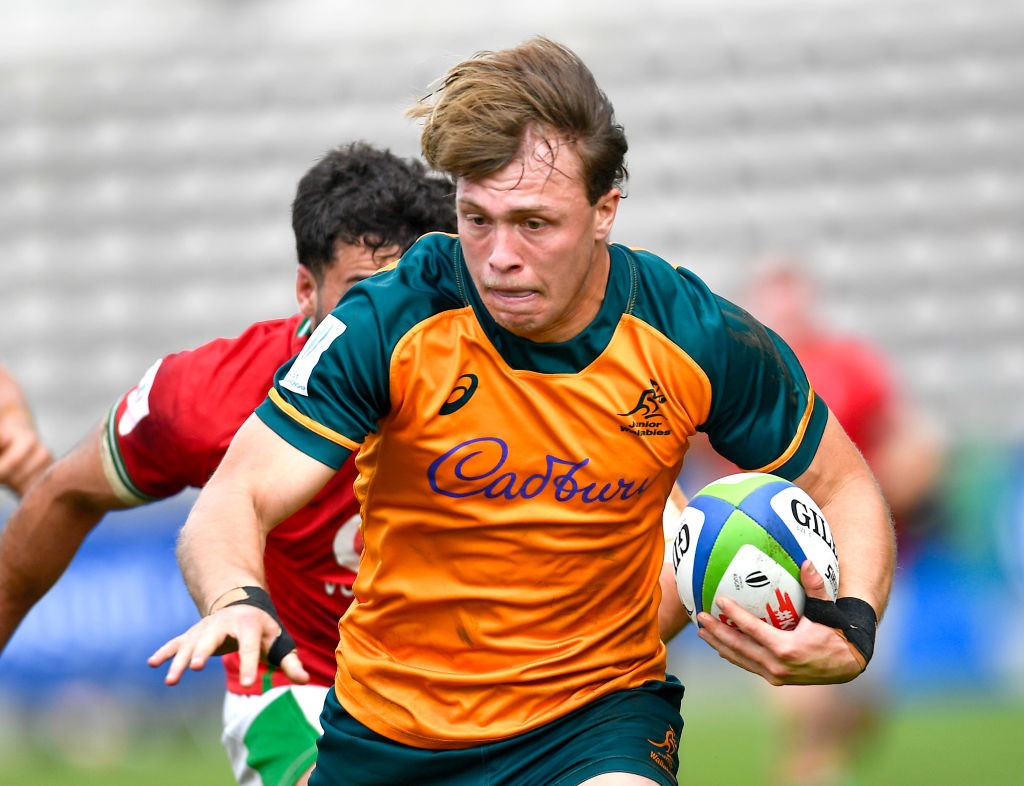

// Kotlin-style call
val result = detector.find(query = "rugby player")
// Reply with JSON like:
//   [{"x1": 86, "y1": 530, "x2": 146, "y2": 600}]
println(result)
[{"x1": 152, "y1": 40, "x2": 895, "y2": 786}]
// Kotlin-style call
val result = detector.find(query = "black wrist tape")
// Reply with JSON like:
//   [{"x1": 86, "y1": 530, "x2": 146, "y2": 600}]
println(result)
[
  {"x1": 224, "y1": 585, "x2": 297, "y2": 667},
  {"x1": 803, "y1": 595, "x2": 878, "y2": 668}
]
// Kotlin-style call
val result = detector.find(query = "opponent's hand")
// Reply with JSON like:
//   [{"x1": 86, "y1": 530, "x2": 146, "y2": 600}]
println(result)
[
  {"x1": 148, "y1": 603, "x2": 309, "y2": 687},
  {"x1": 0, "y1": 415, "x2": 51, "y2": 496},
  {"x1": 695, "y1": 561, "x2": 866, "y2": 686}
]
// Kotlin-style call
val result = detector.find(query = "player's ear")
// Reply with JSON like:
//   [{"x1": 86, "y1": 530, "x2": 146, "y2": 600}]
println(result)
[
  {"x1": 295, "y1": 265, "x2": 318, "y2": 320},
  {"x1": 593, "y1": 188, "x2": 620, "y2": 241}
]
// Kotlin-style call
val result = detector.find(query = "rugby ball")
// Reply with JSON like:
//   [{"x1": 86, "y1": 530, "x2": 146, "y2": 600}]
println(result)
[{"x1": 669, "y1": 472, "x2": 839, "y2": 631}]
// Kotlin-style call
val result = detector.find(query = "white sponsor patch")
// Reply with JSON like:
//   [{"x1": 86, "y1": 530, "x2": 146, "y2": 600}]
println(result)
[
  {"x1": 118, "y1": 358, "x2": 163, "y2": 436},
  {"x1": 280, "y1": 314, "x2": 346, "y2": 396}
]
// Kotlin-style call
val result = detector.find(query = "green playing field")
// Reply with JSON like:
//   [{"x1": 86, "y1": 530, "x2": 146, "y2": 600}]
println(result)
[{"x1": 0, "y1": 695, "x2": 1019, "y2": 785}]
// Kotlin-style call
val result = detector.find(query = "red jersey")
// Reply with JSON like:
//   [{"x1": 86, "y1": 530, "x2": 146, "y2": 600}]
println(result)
[
  {"x1": 99, "y1": 314, "x2": 357, "y2": 693},
  {"x1": 789, "y1": 335, "x2": 894, "y2": 463}
]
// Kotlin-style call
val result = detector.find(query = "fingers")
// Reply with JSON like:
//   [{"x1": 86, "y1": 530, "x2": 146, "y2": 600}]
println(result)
[
  {"x1": 147, "y1": 636, "x2": 180, "y2": 669},
  {"x1": 0, "y1": 427, "x2": 50, "y2": 495},
  {"x1": 237, "y1": 622, "x2": 270, "y2": 688},
  {"x1": 697, "y1": 591, "x2": 867, "y2": 686},
  {"x1": 148, "y1": 606, "x2": 274, "y2": 687},
  {"x1": 697, "y1": 597, "x2": 789, "y2": 685},
  {"x1": 800, "y1": 560, "x2": 830, "y2": 600},
  {"x1": 148, "y1": 633, "x2": 195, "y2": 686},
  {"x1": 0, "y1": 439, "x2": 28, "y2": 490},
  {"x1": 280, "y1": 651, "x2": 311, "y2": 685},
  {"x1": 697, "y1": 612, "x2": 781, "y2": 684}
]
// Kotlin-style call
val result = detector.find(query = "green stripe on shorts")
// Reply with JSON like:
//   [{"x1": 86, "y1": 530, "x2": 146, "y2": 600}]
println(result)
[{"x1": 244, "y1": 690, "x2": 320, "y2": 786}]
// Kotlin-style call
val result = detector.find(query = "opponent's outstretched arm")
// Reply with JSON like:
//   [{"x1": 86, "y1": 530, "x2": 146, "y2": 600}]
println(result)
[
  {"x1": 150, "y1": 414, "x2": 337, "y2": 687},
  {"x1": 697, "y1": 412, "x2": 895, "y2": 685},
  {"x1": 0, "y1": 423, "x2": 127, "y2": 654}
]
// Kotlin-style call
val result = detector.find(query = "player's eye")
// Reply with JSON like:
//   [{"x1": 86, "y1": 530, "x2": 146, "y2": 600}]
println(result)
[{"x1": 523, "y1": 218, "x2": 545, "y2": 230}]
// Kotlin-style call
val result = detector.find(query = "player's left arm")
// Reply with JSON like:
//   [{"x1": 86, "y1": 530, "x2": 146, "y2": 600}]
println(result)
[{"x1": 697, "y1": 412, "x2": 895, "y2": 685}]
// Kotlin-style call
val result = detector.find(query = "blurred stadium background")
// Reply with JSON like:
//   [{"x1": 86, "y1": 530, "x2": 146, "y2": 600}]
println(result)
[{"x1": 1, "y1": 0, "x2": 1023, "y2": 782}]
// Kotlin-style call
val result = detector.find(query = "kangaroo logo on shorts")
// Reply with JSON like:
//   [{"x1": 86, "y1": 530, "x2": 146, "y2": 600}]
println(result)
[{"x1": 647, "y1": 727, "x2": 678, "y2": 774}]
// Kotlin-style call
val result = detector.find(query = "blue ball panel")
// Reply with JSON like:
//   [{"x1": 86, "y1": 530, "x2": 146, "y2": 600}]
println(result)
[
  {"x1": 735, "y1": 481, "x2": 808, "y2": 568},
  {"x1": 687, "y1": 494, "x2": 738, "y2": 617}
]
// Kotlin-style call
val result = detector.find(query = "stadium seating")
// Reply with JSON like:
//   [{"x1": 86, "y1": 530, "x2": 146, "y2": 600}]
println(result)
[{"x1": 1, "y1": 0, "x2": 1023, "y2": 455}]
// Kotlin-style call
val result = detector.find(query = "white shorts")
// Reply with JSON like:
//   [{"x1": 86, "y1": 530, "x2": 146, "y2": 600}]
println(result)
[{"x1": 221, "y1": 684, "x2": 330, "y2": 786}]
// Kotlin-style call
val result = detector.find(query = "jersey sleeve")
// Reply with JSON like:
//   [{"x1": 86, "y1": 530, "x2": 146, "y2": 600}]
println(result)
[
  {"x1": 697, "y1": 291, "x2": 828, "y2": 479},
  {"x1": 634, "y1": 257, "x2": 826, "y2": 481},
  {"x1": 100, "y1": 354, "x2": 205, "y2": 503},
  {"x1": 256, "y1": 289, "x2": 392, "y2": 469}
]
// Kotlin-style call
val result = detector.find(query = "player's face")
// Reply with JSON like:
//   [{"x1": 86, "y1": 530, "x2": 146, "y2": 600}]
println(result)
[
  {"x1": 298, "y1": 242, "x2": 400, "y2": 327},
  {"x1": 457, "y1": 130, "x2": 620, "y2": 343}
]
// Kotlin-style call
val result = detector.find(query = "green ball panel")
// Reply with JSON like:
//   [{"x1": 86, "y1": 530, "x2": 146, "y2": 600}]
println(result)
[
  {"x1": 702, "y1": 509, "x2": 802, "y2": 613},
  {"x1": 696, "y1": 473, "x2": 781, "y2": 508}
]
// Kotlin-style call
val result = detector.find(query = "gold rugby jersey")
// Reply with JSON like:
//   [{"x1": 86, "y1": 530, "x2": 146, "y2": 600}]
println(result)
[{"x1": 256, "y1": 232, "x2": 828, "y2": 749}]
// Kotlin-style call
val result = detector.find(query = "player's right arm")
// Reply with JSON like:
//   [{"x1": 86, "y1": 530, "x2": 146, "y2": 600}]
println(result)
[
  {"x1": 149, "y1": 414, "x2": 338, "y2": 688},
  {"x1": 0, "y1": 422, "x2": 129, "y2": 653}
]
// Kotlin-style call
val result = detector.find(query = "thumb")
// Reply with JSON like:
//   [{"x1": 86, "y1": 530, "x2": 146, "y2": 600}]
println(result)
[
  {"x1": 279, "y1": 651, "x2": 310, "y2": 685},
  {"x1": 800, "y1": 560, "x2": 830, "y2": 600}
]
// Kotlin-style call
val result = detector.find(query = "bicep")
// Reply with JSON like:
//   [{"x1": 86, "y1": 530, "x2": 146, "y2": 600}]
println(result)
[{"x1": 793, "y1": 412, "x2": 876, "y2": 508}]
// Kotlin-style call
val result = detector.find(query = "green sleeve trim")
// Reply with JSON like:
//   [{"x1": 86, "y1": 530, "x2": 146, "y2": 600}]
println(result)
[{"x1": 99, "y1": 404, "x2": 161, "y2": 504}]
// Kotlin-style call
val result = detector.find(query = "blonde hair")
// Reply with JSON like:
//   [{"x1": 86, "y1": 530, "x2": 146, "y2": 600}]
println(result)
[{"x1": 408, "y1": 37, "x2": 627, "y2": 204}]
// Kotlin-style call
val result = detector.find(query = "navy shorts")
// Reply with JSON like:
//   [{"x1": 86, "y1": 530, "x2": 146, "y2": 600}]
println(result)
[{"x1": 309, "y1": 677, "x2": 684, "y2": 786}]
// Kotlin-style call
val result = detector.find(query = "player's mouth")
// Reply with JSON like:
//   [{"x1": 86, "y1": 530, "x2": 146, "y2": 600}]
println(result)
[{"x1": 489, "y1": 288, "x2": 538, "y2": 307}]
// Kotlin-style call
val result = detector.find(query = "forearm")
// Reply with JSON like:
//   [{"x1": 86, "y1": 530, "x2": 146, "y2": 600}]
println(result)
[
  {"x1": 0, "y1": 474, "x2": 107, "y2": 651},
  {"x1": 797, "y1": 414, "x2": 897, "y2": 619},
  {"x1": 819, "y1": 472, "x2": 895, "y2": 618},
  {"x1": 176, "y1": 481, "x2": 270, "y2": 616},
  {"x1": 175, "y1": 414, "x2": 336, "y2": 616}
]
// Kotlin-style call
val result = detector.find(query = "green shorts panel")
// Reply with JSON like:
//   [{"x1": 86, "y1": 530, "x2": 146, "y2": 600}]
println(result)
[
  {"x1": 243, "y1": 690, "x2": 320, "y2": 786},
  {"x1": 309, "y1": 676, "x2": 684, "y2": 786}
]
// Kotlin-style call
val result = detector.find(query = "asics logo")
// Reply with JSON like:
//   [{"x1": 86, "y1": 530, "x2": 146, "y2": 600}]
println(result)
[{"x1": 439, "y1": 374, "x2": 479, "y2": 415}]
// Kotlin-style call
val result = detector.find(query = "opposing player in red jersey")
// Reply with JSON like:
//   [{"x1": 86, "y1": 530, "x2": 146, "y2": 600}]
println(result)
[
  {"x1": 0, "y1": 364, "x2": 52, "y2": 497},
  {"x1": 744, "y1": 259, "x2": 943, "y2": 786},
  {"x1": 0, "y1": 142, "x2": 456, "y2": 786}
]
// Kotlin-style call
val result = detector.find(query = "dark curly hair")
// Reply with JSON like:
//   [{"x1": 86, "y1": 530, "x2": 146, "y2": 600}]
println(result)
[{"x1": 292, "y1": 142, "x2": 456, "y2": 281}]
